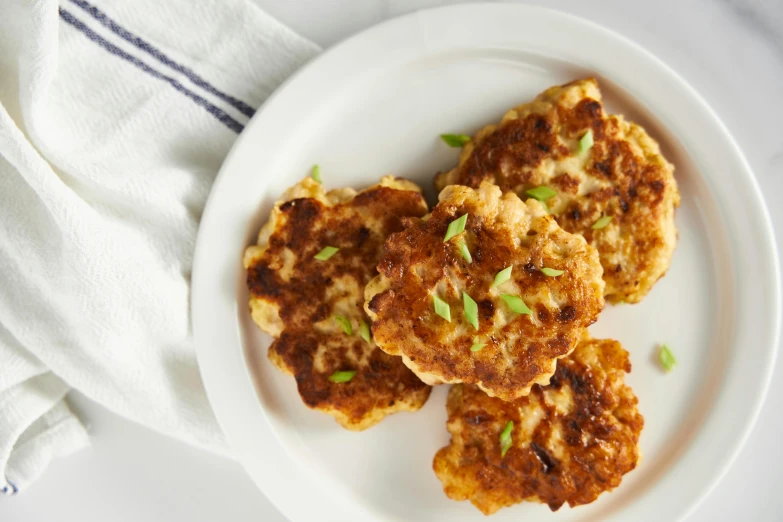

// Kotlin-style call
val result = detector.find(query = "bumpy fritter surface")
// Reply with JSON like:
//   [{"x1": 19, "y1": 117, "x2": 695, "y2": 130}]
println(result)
[
  {"x1": 435, "y1": 78, "x2": 679, "y2": 304},
  {"x1": 433, "y1": 334, "x2": 644, "y2": 515},
  {"x1": 365, "y1": 182, "x2": 605, "y2": 402},
  {"x1": 244, "y1": 176, "x2": 431, "y2": 430}
]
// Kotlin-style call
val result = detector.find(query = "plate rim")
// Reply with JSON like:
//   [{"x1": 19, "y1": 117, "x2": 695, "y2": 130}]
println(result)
[{"x1": 192, "y1": 4, "x2": 781, "y2": 521}]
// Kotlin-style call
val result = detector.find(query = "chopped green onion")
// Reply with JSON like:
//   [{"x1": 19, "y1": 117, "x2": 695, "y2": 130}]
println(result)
[
  {"x1": 540, "y1": 201, "x2": 551, "y2": 214},
  {"x1": 314, "y1": 246, "x2": 339, "y2": 261},
  {"x1": 440, "y1": 134, "x2": 471, "y2": 147},
  {"x1": 359, "y1": 320, "x2": 372, "y2": 343},
  {"x1": 463, "y1": 292, "x2": 479, "y2": 330},
  {"x1": 492, "y1": 266, "x2": 512, "y2": 288},
  {"x1": 579, "y1": 129, "x2": 594, "y2": 153},
  {"x1": 459, "y1": 241, "x2": 472, "y2": 264},
  {"x1": 499, "y1": 421, "x2": 514, "y2": 457},
  {"x1": 541, "y1": 267, "x2": 564, "y2": 277},
  {"x1": 525, "y1": 186, "x2": 557, "y2": 202},
  {"x1": 328, "y1": 370, "x2": 357, "y2": 383},
  {"x1": 433, "y1": 295, "x2": 451, "y2": 322},
  {"x1": 500, "y1": 294, "x2": 532, "y2": 315},
  {"x1": 311, "y1": 164, "x2": 322, "y2": 183},
  {"x1": 659, "y1": 344, "x2": 677, "y2": 372},
  {"x1": 334, "y1": 315, "x2": 352, "y2": 335},
  {"x1": 591, "y1": 216, "x2": 613, "y2": 230},
  {"x1": 444, "y1": 214, "x2": 468, "y2": 242},
  {"x1": 470, "y1": 343, "x2": 485, "y2": 352}
]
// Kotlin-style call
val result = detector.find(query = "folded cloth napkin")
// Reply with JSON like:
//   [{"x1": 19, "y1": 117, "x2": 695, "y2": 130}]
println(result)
[{"x1": 0, "y1": 0, "x2": 319, "y2": 495}]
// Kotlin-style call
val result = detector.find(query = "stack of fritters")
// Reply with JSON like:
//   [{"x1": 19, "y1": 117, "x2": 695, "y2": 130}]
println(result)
[
  {"x1": 419, "y1": 78, "x2": 677, "y2": 512},
  {"x1": 245, "y1": 78, "x2": 678, "y2": 514}
]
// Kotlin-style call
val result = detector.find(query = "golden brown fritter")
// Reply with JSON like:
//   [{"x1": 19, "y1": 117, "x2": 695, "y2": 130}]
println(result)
[
  {"x1": 365, "y1": 182, "x2": 605, "y2": 402},
  {"x1": 435, "y1": 78, "x2": 679, "y2": 304},
  {"x1": 244, "y1": 176, "x2": 431, "y2": 431},
  {"x1": 433, "y1": 334, "x2": 643, "y2": 515}
]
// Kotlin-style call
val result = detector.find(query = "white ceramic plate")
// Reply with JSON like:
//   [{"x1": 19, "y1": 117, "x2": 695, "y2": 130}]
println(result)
[{"x1": 192, "y1": 5, "x2": 780, "y2": 521}]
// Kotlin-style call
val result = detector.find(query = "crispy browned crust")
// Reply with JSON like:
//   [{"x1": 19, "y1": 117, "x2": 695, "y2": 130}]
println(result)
[
  {"x1": 434, "y1": 78, "x2": 679, "y2": 304},
  {"x1": 433, "y1": 334, "x2": 644, "y2": 514},
  {"x1": 244, "y1": 177, "x2": 431, "y2": 430},
  {"x1": 365, "y1": 182, "x2": 605, "y2": 402}
]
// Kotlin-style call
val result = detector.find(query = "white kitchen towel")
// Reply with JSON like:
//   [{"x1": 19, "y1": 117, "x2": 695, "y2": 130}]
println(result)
[{"x1": 0, "y1": 0, "x2": 319, "y2": 495}]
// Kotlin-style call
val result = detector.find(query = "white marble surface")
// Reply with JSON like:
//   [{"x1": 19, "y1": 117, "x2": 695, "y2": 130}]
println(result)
[{"x1": 3, "y1": 0, "x2": 782, "y2": 520}]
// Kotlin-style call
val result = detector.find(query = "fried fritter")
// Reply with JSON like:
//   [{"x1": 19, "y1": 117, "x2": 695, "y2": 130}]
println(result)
[
  {"x1": 365, "y1": 182, "x2": 605, "y2": 402},
  {"x1": 434, "y1": 78, "x2": 679, "y2": 304},
  {"x1": 244, "y1": 176, "x2": 431, "y2": 430},
  {"x1": 433, "y1": 334, "x2": 643, "y2": 515}
]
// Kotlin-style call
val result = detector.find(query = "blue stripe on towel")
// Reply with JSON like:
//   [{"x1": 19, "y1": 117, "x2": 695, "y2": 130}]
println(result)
[
  {"x1": 1, "y1": 479, "x2": 18, "y2": 495},
  {"x1": 59, "y1": 8, "x2": 245, "y2": 134},
  {"x1": 67, "y1": 0, "x2": 256, "y2": 118}
]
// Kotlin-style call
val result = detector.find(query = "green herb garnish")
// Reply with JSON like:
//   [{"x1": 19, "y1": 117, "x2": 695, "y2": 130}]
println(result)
[
  {"x1": 500, "y1": 294, "x2": 532, "y2": 315},
  {"x1": 492, "y1": 266, "x2": 512, "y2": 288},
  {"x1": 433, "y1": 295, "x2": 451, "y2": 322},
  {"x1": 499, "y1": 421, "x2": 514, "y2": 457},
  {"x1": 440, "y1": 134, "x2": 471, "y2": 147},
  {"x1": 334, "y1": 315, "x2": 352, "y2": 335},
  {"x1": 463, "y1": 292, "x2": 479, "y2": 331},
  {"x1": 311, "y1": 164, "x2": 322, "y2": 183},
  {"x1": 470, "y1": 343, "x2": 485, "y2": 352},
  {"x1": 579, "y1": 129, "x2": 594, "y2": 153},
  {"x1": 328, "y1": 370, "x2": 357, "y2": 383},
  {"x1": 359, "y1": 320, "x2": 372, "y2": 343},
  {"x1": 459, "y1": 241, "x2": 472, "y2": 264},
  {"x1": 314, "y1": 246, "x2": 339, "y2": 261},
  {"x1": 659, "y1": 344, "x2": 677, "y2": 372},
  {"x1": 444, "y1": 214, "x2": 468, "y2": 242},
  {"x1": 525, "y1": 186, "x2": 557, "y2": 202},
  {"x1": 541, "y1": 267, "x2": 564, "y2": 277},
  {"x1": 591, "y1": 216, "x2": 613, "y2": 230}
]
